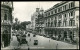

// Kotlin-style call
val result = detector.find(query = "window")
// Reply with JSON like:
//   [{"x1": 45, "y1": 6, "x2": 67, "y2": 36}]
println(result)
[
  {"x1": 69, "y1": 2, "x2": 74, "y2": 9},
  {"x1": 63, "y1": 6, "x2": 65, "y2": 11},
  {"x1": 46, "y1": 23, "x2": 47, "y2": 27},
  {"x1": 66, "y1": 4, "x2": 68, "y2": 10},
  {"x1": 69, "y1": 20, "x2": 75, "y2": 26},
  {"x1": 71, "y1": 11, "x2": 73, "y2": 16},
  {"x1": 65, "y1": 5, "x2": 66, "y2": 10},
  {"x1": 58, "y1": 21, "x2": 61, "y2": 27},
  {"x1": 64, "y1": 14, "x2": 66, "y2": 18},
  {"x1": 69, "y1": 13, "x2": 70, "y2": 17},
  {"x1": 71, "y1": 2, "x2": 74, "y2": 8},
  {"x1": 76, "y1": 16, "x2": 79, "y2": 21},
  {"x1": 55, "y1": 9, "x2": 57, "y2": 13},
  {"x1": 4, "y1": 14, "x2": 7, "y2": 20},
  {"x1": 54, "y1": 18, "x2": 57, "y2": 27},
  {"x1": 64, "y1": 21, "x2": 67, "y2": 26},
  {"x1": 59, "y1": 15, "x2": 62, "y2": 19},
  {"x1": 60, "y1": 7, "x2": 62, "y2": 12},
  {"x1": 51, "y1": 11, "x2": 53, "y2": 15},
  {"x1": 48, "y1": 22, "x2": 49, "y2": 27},
  {"x1": 69, "y1": 3, "x2": 71, "y2": 9},
  {"x1": 73, "y1": 20, "x2": 75, "y2": 26},
  {"x1": 51, "y1": 22, "x2": 53, "y2": 27}
]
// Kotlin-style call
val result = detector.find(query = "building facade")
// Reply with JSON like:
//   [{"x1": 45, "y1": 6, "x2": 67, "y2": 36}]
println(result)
[
  {"x1": 1, "y1": 2, "x2": 13, "y2": 47},
  {"x1": 44, "y1": 1, "x2": 79, "y2": 43},
  {"x1": 31, "y1": 8, "x2": 40, "y2": 33},
  {"x1": 35, "y1": 8, "x2": 45, "y2": 35}
]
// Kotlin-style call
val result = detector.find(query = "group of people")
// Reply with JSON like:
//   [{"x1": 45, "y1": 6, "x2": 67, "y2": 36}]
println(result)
[
  {"x1": 16, "y1": 31, "x2": 28, "y2": 46},
  {"x1": 57, "y1": 33, "x2": 73, "y2": 43}
]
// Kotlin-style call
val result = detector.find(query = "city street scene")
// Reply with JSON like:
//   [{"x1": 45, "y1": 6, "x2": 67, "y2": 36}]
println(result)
[{"x1": 1, "y1": 1, "x2": 79, "y2": 50}]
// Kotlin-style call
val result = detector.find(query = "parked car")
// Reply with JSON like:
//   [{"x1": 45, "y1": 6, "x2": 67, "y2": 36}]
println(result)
[
  {"x1": 43, "y1": 34, "x2": 46, "y2": 37},
  {"x1": 33, "y1": 34, "x2": 36, "y2": 37},
  {"x1": 46, "y1": 35, "x2": 50, "y2": 38},
  {"x1": 34, "y1": 40, "x2": 38, "y2": 45},
  {"x1": 51, "y1": 37, "x2": 56, "y2": 40}
]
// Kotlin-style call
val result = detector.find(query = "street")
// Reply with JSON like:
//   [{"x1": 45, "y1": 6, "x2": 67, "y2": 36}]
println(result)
[
  {"x1": 6, "y1": 32, "x2": 77, "y2": 49},
  {"x1": 1, "y1": 1, "x2": 79, "y2": 50}
]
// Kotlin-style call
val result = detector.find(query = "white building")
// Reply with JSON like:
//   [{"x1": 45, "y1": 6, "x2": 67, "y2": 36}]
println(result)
[{"x1": 31, "y1": 8, "x2": 40, "y2": 31}]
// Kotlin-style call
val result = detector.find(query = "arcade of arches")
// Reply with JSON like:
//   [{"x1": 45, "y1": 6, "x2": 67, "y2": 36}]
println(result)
[{"x1": 44, "y1": 28, "x2": 77, "y2": 42}]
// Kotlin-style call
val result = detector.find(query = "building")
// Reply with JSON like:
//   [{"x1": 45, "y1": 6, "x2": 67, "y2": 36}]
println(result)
[
  {"x1": 35, "y1": 8, "x2": 45, "y2": 35},
  {"x1": 31, "y1": 8, "x2": 40, "y2": 32},
  {"x1": 44, "y1": 1, "x2": 79, "y2": 43},
  {"x1": 1, "y1": 1, "x2": 13, "y2": 47},
  {"x1": 26, "y1": 22, "x2": 32, "y2": 31}
]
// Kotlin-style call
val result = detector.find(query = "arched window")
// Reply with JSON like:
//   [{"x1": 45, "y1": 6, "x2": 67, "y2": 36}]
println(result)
[{"x1": 4, "y1": 14, "x2": 7, "y2": 20}]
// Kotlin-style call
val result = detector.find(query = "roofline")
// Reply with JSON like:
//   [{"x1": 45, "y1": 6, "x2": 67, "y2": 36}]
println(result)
[{"x1": 44, "y1": 1, "x2": 69, "y2": 13}]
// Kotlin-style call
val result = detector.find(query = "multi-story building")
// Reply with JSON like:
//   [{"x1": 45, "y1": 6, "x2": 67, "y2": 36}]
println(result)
[
  {"x1": 35, "y1": 8, "x2": 45, "y2": 35},
  {"x1": 44, "y1": 1, "x2": 79, "y2": 43},
  {"x1": 31, "y1": 8, "x2": 40, "y2": 33},
  {"x1": 1, "y1": 1, "x2": 13, "y2": 47}
]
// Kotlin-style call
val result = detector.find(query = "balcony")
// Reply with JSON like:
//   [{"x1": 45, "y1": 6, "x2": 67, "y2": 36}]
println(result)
[
  {"x1": 1, "y1": 20, "x2": 12, "y2": 25},
  {"x1": 36, "y1": 24, "x2": 45, "y2": 28},
  {"x1": 45, "y1": 26, "x2": 77, "y2": 29},
  {"x1": 70, "y1": 16, "x2": 74, "y2": 19}
]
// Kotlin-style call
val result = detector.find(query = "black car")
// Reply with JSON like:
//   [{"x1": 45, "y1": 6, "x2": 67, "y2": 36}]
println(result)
[
  {"x1": 33, "y1": 34, "x2": 36, "y2": 37},
  {"x1": 46, "y1": 35, "x2": 50, "y2": 38},
  {"x1": 43, "y1": 35, "x2": 46, "y2": 37},
  {"x1": 34, "y1": 40, "x2": 38, "y2": 45},
  {"x1": 51, "y1": 37, "x2": 56, "y2": 40}
]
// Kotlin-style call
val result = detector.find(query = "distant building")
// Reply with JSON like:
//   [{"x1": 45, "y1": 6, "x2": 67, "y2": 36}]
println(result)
[
  {"x1": 35, "y1": 8, "x2": 45, "y2": 35},
  {"x1": 31, "y1": 8, "x2": 40, "y2": 31},
  {"x1": 44, "y1": 1, "x2": 79, "y2": 42},
  {"x1": 1, "y1": 1, "x2": 13, "y2": 47}
]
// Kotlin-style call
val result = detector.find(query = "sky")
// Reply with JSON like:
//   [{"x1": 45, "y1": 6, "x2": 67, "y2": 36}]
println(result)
[{"x1": 13, "y1": 1, "x2": 61, "y2": 22}]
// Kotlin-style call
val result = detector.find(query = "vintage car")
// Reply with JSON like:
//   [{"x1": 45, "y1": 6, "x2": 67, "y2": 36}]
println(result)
[
  {"x1": 33, "y1": 34, "x2": 36, "y2": 37},
  {"x1": 34, "y1": 40, "x2": 38, "y2": 45}
]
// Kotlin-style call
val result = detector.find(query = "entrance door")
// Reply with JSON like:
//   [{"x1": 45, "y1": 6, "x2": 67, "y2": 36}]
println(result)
[
  {"x1": 64, "y1": 31, "x2": 67, "y2": 40},
  {"x1": 2, "y1": 30, "x2": 9, "y2": 47}
]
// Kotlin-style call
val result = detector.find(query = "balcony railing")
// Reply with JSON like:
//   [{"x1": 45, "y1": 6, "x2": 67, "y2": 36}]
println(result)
[
  {"x1": 35, "y1": 24, "x2": 45, "y2": 27},
  {"x1": 70, "y1": 16, "x2": 74, "y2": 19}
]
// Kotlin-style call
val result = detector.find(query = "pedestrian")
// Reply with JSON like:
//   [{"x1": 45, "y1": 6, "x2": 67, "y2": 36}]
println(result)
[
  {"x1": 56, "y1": 43, "x2": 58, "y2": 50},
  {"x1": 30, "y1": 38, "x2": 31, "y2": 42},
  {"x1": 70, "y1": 34, "x2": 72, "y2": 43},
  {"x1": 28, "y1": 46, "x2": 30, "y2": 50},
  {"x1": 49, "y1": 39, "x2": 50, "y2": 42}
]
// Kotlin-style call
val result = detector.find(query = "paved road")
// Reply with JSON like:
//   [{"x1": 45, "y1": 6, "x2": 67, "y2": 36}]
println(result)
[
  {"x1": 20, "y1": 32, "x2": 77, "y2": 49},
  {"x1": 1, "y1": 32, "x2": 78, "y2": 49}
]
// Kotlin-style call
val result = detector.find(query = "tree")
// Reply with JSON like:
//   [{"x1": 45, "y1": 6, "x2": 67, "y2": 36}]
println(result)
[
  {"x1": 20, "y1": 21, "x2": 31, "y2": 30},
  {"x1": 12, "y1": 18, "x2": 21, "y2": 30},
  {"x1": 15, "y1": 18, "x2": 18, "y2": 23}
]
